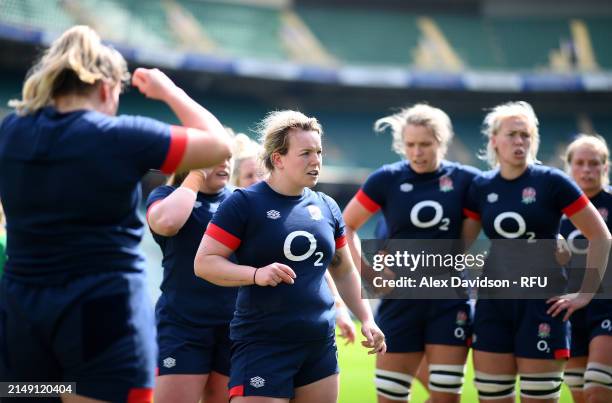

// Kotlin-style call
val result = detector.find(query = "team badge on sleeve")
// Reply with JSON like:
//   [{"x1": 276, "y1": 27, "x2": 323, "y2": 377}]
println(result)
[
  {"x1": 307, "y1": 205, "x2": 323, "y2": 221},
  {"x1": 522, "y1": 187, "x2": 537, "y2": 204},
  {"x1": 439, "y1": 176, "x2": 454, "y2": 192}
]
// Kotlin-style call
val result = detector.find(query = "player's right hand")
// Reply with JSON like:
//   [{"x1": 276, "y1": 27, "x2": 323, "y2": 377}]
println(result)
[
  {"x1": 132, "y1": 68, "x2": 177, "y2": 101},
  {"x1": 254, "y1": 263, "x2": 296, "y2": 287}
]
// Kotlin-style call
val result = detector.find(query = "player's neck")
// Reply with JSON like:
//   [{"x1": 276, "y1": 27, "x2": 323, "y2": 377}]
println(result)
[
  {"x1": 499, "y1": 163, "x2": 528, "y2": 180},
  {"x1": 54, "y1": 95, "x2": 99, "y2": 114},
  {"x1": 266, "y1": 176, "x2": 303, "y2": 197},
  {"x1": 584, "y1": 186, "x2": 603, "y2": 199}
]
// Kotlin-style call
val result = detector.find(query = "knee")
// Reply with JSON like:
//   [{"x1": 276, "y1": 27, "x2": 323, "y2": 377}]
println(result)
[
  {"x1": 519, "y1": 371, "x2": 563, "y2": 400},
  {"x1": 374, "y1": 369, "x2": 412, "y2": 402},
  {"x1": 428, "y1": 364, "x2": 465, "y2": 395},
  {"x1": 473, "y1": 371, "x2": 515, "y2": 401}
]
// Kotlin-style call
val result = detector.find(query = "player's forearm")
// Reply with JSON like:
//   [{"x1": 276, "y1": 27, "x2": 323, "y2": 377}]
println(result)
[
  {"x1": 163, "y1": 86, "x2": 225, "y2": 136},
  {"x1": 194, "y1": 254, "x2": 255, "y2": 287},
  {"x1": 148, "y1": 188, "x2": 197, "y2": 236},
  {"x1": 332, "y1": 266, "x2": 374, "y2": 324}
]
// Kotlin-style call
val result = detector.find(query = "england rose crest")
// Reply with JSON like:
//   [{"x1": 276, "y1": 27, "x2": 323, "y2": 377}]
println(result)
[
  {"x1": 439, "y1": 176, "x2": 453, "y2": 192},
  {"x1": 538, "y1": 323, "x2": 551, "y2": 338},
  {"x1": 456, "y1": 311, "x2": 468, "y2": 326},
  {"x1": 522, "y1": 187, "x2": 536, "y2": 204}
]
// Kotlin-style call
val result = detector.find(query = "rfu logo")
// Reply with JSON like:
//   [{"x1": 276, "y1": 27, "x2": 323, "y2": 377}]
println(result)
[
  {"x1": 162, "y1": 357, "x2": 176, "y2": 368},
  {"x1": 487, "y1": 193, "x2": 498, "y2": 203},
  {"x1": 307, "y1": 205, "x2": 323, "y2": 221},
  {"x1": 250, "y1": 376, "x2": 265, "y2": 388},
  {"x1": 266, "y1": 210, "x2": 281, "y2": 220}
]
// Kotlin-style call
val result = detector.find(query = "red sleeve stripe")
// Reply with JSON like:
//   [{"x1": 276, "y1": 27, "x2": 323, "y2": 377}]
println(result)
[
  {"x1": 127, "y1": 388, "x2": 153, "y2": 403},
  {"x1": 206, "y1": 223, "x2": 241, "y2": 250},
  {"x1": 160, "y1": 126, "x2": 188, "y2": 174},
  {"x1": 146, "y1": 200, "x2": 163, "y2": 226},
  {"x1": 562, "y1": 194, "x2": 590, "y2": 217},
  {"x1": 335, "y1": 235, "x2": 347, "y2": 249},
  {"x1": 463, "y1": 208, "x2": 481, "y2": 221},
  {"x1": 554, "y1": 348, "x2": 570, "y2": 360},
  {"x1": 355, "y1": 189, "x2": 381, "y2": 213},
  {"x1": 229, "y1": 385, "x2": 244, "y2": 399}
]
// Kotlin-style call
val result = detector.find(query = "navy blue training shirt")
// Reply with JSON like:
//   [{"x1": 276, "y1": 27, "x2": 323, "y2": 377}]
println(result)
[
  {"x1": 0, "y1": 107, "x2": 187, "y2": 282},
  {"x1": 205, "y1": 181, "x2": 346, "y2": 342},
  {"x1": 147, "y1": 185, "x2": 238, "y2": 325}
]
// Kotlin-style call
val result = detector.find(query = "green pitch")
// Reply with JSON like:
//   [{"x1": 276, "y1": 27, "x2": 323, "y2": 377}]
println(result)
[{"x1": 336, "y1": 325, "x2": 574, "y2": 403}]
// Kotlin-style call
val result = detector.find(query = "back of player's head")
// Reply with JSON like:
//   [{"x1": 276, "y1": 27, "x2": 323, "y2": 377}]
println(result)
[
  {"x1": 231, "y1": 133, "x2": 264, "y2": 186},
  {"x1": 257, "y1": 110, "x2": 322, "y2": 171},
  {"x1": 564, "y1": 133, "x2": 610, "y2": 187},
  {"x1": 9, "y1": 25, "x2": 129, "y2": 115},
  {"x1": 374, "y1": 103, "x2": 454, "y2": 157},
  {"x1": 480, "y1": 101, "x2": 540, "y2": 168}
]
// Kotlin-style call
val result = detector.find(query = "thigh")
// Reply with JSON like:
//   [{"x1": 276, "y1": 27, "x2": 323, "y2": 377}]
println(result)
[
  {"x1": 515, "y1": 300, "x2": 570, "y2": 360},
  {"x1": 295, "y1": 338, "x2": 339, "y2": 388},
  {"x1": 56, "y1": 273, "x2": 157, "y2": 402},
  {"x1": 154, "y1": 374, "x2": 208, "y2": 403},
  {"x1": 156, "y1": 318, "x2": 216, "y2": 376},
  {"x1": 291, "y1": 374, "x2": 338, "y2": 403},
  {"x1": 425, "y1": 300, "x2": 471, "y2": 347},
  {"x1": 229, "y1": 341, "x2": 305, "y2": 400},
  {"x1": 472, "y1": 299, "x2": 514, "y2": 354},
  {"x1": 204, "y1": 371, "x2": 230, "y2": 403}
]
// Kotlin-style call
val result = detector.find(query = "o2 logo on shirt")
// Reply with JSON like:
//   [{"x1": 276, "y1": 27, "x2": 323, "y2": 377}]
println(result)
[
  {"x1": 493, "y1": 211, "x2": 535, "y2": 241},
  {"x1": 410, "y1": 200, "x2": 450, "y2": 231},
  {"x1": 283, "y1": 231, "x2": 324, "y2": 266}
]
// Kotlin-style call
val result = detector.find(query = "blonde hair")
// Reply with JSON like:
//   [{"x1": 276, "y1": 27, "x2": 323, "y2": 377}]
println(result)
[
  {"x1": 374, "y1": 103, "x2": 454, "y2": 158},
  {"x1": 9, "y1": 25, "x2": 129, "y2": 115},
  {"x1": 231, "y1": 133, "x2": 263, "y2": 186},
  {"x1": 564, "y1": 134, "x2": 610, "y2": 187},
  {"x1": 480, "y1": 101, "x2": 540, "y2": 168},
  {"x1": 257, "y1": 110, "x2": 322, "y2": 171}
]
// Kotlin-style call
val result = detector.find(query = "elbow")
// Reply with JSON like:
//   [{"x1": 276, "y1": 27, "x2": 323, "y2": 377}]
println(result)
[
  {"x1": 194, "y1": 254, "x2": 212, "y2": 281},
  {"x1": 150, "y1": 218, "x2": 181, "y2": 237}
]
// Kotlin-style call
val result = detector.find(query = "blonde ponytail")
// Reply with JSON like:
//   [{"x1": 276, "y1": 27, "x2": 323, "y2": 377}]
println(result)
[{"x1": 9, "y1": 25, "x2": 129, "y2": 115}]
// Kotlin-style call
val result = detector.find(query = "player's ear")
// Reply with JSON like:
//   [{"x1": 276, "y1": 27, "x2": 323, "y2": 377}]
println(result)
[{"x1": 271, "y1": 151, "x2": 283, "y2": 169}]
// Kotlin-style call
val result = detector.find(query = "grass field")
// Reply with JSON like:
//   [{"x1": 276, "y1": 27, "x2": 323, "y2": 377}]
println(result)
[{"x1": 336, "y1": 325, "x2": 574, "y2": 403}]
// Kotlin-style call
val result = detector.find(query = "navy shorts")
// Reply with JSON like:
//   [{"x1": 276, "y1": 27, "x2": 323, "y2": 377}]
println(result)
[
  {"x1": 376, "y1": 299, "x2": 472, "y2": 353},
  {"x1": 228, "y1": 337, "x2": 338, "y2": 400},
  {"x1": 570, "y1": 299, "x2": 612, "y2": 358},
  {"x1": 156, "y1": 306, "x2": 231, "y2": 376},
  {"x1": 0, "y1": 271, "x2": 156, "y2": 402},
  {"x1": 473, "y1": 299, "x2": 570, "y2": 360}
]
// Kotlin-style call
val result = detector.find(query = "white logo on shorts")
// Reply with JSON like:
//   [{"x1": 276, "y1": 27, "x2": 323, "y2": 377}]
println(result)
[
  {"x1": 163, "y1": 357, "x2": 176, "y2": 368},
  {"x1": 250, "y1": 376, "x2": 265, "y2": 388},
  {"x1": 267, "y1": 210, "x2": 281, "y2": 220},
  {"x1": 487, "y1": 193, "x2": 498, "y2": 203}
]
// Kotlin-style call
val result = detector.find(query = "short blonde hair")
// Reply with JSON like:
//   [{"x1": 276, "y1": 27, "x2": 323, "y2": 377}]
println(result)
[
  {"x1": 564, "y1": 134, "x2": 610, "y2": 187},
  {"x1": 9, "y1": 25, "x2": 129, "y2": 115},
  {"x1": 480, "y1": 101, "x2": 540, "y2": 168},
  {"x1": 374, "y1": 103, "x2": 454, "y2": 157},
  {"x1": 257, "y1": 110, "x2": 322, "y2": 171},
  {"x1": 231, "y1": 133, "x2": 263, "y2": 186}
]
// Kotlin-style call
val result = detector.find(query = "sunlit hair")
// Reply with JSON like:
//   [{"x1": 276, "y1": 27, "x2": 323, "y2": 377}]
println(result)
[
  {"x1": 231, "y1": 133, "x2": 264, "y2": 186},
  {"x1": 479, "y1": 101, "x2": 540, "y2": 168},
  {"x1": 564, "y1": 133, "x2": 610, "y2": 188},
  {"x1": 0, "y1": 201, "x2": 4, "y2": 228},
  {"x1": 374, "y1": 103, "x2": 454, "y2": 158},
  {"x1": 9, "y1": 25, "x2": 129, "y2": 115},
  {"x1": 257, "y1": 110, "x2": 322, "y2": 172}
]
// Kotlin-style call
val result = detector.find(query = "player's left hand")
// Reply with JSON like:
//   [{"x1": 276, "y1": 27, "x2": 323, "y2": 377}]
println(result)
[
  {"x1": 336, "y1": 308, "x2": 356, "y2": 345},
  {"x1": 360, "y1": 320, "x2": 386, "y2": 355},
  {"x1": 546, "y1": 292, "x2": 592, "y2": 321}
]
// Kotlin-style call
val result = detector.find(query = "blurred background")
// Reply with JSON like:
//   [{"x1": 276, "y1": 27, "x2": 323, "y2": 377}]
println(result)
[{"x1": 1, "y1": 0, "x2": 612, "y2": 302}]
